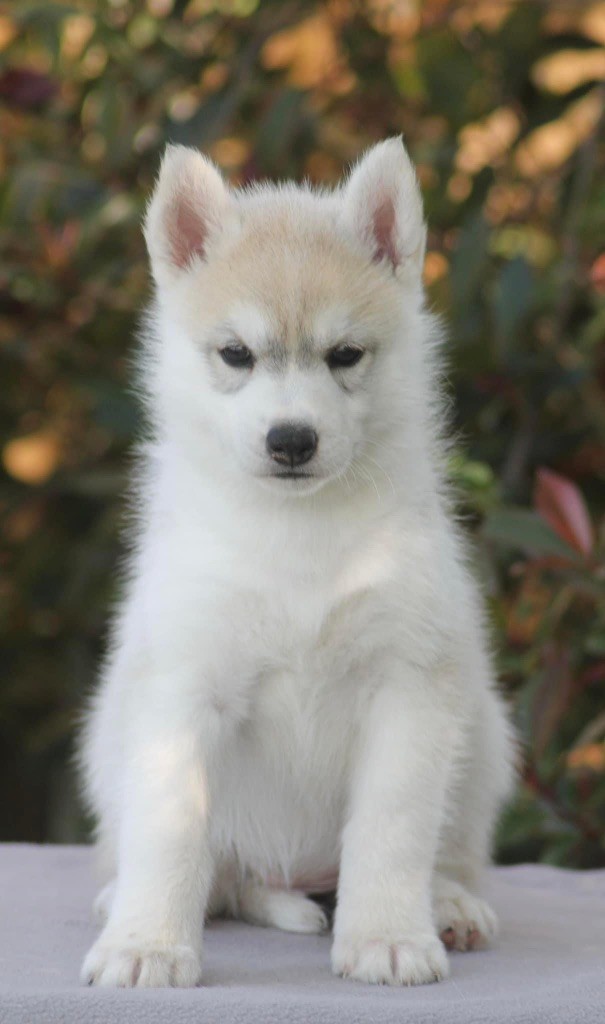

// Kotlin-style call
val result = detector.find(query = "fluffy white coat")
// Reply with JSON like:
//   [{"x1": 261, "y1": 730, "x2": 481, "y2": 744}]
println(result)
[{"x1": 79, "y1": 138, "x2": 514, "y2": 989}]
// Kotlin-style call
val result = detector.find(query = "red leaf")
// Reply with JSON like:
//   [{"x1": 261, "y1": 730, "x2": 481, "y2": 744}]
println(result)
[
  {"x1": 534, "y1": 468, "x2": 594, "y2": 556},
  {"x1": 590, "y1": 253, "x2": 605, "y2": 295}
]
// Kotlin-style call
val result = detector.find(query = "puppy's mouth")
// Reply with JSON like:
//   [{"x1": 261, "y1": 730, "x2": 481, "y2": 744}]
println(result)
[
  {"x1": 257, "y1": 467, "x2": 329, "y2": 496},
  {"x1": 270, "y1": 471, "x2": 314, "y2": 480}
]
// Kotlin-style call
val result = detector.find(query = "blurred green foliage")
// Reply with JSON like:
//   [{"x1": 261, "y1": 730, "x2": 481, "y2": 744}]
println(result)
[{"x1": 1, "y1": 0, "x2": 605, "y2": 865}]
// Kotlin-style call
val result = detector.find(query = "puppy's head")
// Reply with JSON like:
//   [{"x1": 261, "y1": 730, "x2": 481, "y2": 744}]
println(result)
[{"x1": 144, "y1": 139, "x2": 427, "y2": 496}]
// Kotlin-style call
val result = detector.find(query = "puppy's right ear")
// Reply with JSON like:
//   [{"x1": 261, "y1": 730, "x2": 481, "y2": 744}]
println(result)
[{"x1": 144, "y1": 145, "x2": 235, "y2": 289}]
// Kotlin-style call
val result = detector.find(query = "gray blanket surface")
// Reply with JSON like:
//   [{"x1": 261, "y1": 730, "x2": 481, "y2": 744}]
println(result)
[{"x1": 1, "y1": 843, "x2": 603, "y2": 1023}]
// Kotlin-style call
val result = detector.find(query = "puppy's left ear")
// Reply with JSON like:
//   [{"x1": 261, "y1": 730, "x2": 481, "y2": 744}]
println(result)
[{"x1": 341, "y1": 137, "x2": 426, "y2": 280}]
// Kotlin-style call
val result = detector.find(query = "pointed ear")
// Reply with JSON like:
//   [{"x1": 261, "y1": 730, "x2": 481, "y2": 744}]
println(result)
[
  {"x1": 144, "y1": 145, "x2": 235, "y2": 289},
  {"x1": 341, "y1": 138, "x2": 426, "y2": 278}
]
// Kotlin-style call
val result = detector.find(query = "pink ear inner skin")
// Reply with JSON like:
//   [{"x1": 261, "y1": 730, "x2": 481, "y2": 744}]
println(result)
[
  {"x1": 372, "y1": 197, "x2": 399, "y2": 269},
  {"x1": 168, "y1": 195, "x2": 207, "y2": 269}
]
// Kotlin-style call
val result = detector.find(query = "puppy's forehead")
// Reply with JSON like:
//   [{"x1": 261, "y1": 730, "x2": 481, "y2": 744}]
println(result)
[
  {"x1": 226, "y1": 302, "x2": 353, "y2": 360},
  {"x1": 230, "y1": 218, "x2": 359, "y2": 351},
  {"x1": 181, "y1": 193, "x2": 400, "y2": 347}
]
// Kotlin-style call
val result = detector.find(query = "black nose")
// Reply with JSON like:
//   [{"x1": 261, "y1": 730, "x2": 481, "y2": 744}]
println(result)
[{"x1": 266, "y1": 422, "x2": 318, "y2": 468}]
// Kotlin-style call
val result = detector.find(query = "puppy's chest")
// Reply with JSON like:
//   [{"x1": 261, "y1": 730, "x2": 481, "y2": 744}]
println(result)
[
  {"x1": 247, "y1": 584, "x2": 376, "y2": 740},
  {"x1": 261, "y1": 576, "x2": 373, "y2": 676},
  {"x1": 217, "y1": 529, "x2": 400, "y2": 737}
]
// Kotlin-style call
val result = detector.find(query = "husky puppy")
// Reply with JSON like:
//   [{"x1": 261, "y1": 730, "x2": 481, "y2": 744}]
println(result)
[{"x1": 79, "y1": 138, "x2": 514, "y2": 988}]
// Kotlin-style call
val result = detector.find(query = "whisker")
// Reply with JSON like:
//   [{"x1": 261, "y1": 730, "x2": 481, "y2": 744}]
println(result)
[
  {"x1": 364, "y1": 452, "x2": 396, "y2": 497},
  {"x1": 356, "y1": 461, "x2": 381, "y2": 502}
]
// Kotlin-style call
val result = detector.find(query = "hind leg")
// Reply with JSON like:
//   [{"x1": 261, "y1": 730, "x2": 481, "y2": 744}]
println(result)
[
  {"x1": 239, "y1": 881, "x2": 328, "y2": 934},
  {"x1": 435, "y1": 687, "x2": 514, "y2": 951},
  {"x1": 207, "y1": 860, "x2": 328, "y2": 934},
  {"x1": 433, "y1": 875, "x2": 498, "y2": 951}
]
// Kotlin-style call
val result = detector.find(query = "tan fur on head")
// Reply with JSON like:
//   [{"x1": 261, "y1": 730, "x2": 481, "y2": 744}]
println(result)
[{"x1": 144, "y1": 137, "x2": 426, "y2": 295}]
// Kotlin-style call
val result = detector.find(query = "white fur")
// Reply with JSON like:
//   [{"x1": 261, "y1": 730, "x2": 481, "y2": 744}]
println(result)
[{"x1": 79, "y1": 139, "x2": 515, "y2": 989}]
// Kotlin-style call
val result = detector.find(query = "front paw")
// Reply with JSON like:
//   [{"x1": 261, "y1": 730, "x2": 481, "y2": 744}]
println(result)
[
  {"x1": 81, "y1": 936, "x2": 202, "y2": 988},
  {"x1": 332, "y1": 933, "x2": 448, "y2": 986}
]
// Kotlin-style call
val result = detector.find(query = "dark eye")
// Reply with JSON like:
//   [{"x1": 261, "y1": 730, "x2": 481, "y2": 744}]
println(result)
[
  {"x1": 326, "y1": 344, "x2": 365, "y2": 370},
  {"x1": 219, "y1": 343, "x2": 254, "y2": 369}
]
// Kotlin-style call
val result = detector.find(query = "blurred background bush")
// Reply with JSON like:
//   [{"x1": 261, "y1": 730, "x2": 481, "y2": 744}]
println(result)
[{"x1": 1, "y1": 0, "x2": 605, "y2": 866}]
